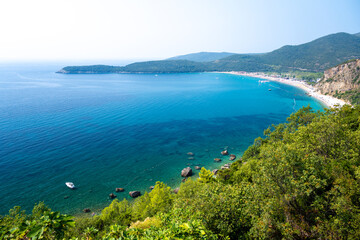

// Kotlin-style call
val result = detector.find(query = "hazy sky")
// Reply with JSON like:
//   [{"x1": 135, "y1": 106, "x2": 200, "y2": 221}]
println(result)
[{"x1": 0, "y1": 0, "x2": 359, "y2": 61}]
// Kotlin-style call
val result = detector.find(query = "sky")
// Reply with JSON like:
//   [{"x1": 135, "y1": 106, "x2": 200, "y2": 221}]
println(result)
[{"x1": 0, "y1": 0, "x2": 359, "y2": 62}]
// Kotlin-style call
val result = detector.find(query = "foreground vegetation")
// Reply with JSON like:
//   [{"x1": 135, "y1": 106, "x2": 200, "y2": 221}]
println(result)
[{"x1": 1, "y1": 105, "x2": 360, "y2": 239}]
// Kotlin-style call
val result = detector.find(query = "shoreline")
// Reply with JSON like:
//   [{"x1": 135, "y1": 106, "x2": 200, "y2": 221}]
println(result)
[{"x1": 223, "y1": 71, "x2": 348, "y2": 108}]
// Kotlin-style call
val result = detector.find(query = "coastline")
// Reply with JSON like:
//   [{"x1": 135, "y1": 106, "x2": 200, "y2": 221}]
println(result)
[{"x1": 224, "y1": 71, "x2": 348, "y2": 108}]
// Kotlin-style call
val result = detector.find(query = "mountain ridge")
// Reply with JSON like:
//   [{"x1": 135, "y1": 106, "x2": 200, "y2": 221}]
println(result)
[
  {"x1": 57, "y1": 32, "x2": 360, "y2": 74},
  {"x1": 167, "y1": 52, "x2": 237, "y2": 62}
]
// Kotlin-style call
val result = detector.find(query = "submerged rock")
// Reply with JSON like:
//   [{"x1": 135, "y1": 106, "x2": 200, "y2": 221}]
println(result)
[
  {"x1": 129, "y1": 191, "x2": 141, "y2": 198},
  {"x1": 195, "y1": 166, "x2": 201, "y2": 170},
  {"x1": 229, "y1": 154, "x2": 236, "y2": 161},
  {"x1": 115, "y1": 188, "x2": 124, "y2": 192},
  {"x1": 221, "y1": 150, "x2": 229, "y2": 155},
  {"x1": 83, "y1": 208, "x2": 91, "y2": 213},
  {"x1": 187, "y1": 152, "x2": 195, "y2": 156},
  {"x1": 181, "y1": 167, "x2": 193, "y2": 177},
  {"x1": 214, "y1": 158, "x2": 222, "y2": 162},
  {"x1": 188, "y1": 157, "x2": 194, "y2": 160},
  {"x1": 109, "y1": 193, "x2": 117, "y2": 199}
]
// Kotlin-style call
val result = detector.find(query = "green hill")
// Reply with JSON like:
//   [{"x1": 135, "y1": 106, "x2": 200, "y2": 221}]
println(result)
[
  {"x1": 57, "y1": 32, "x2": 360, "y2": 74},
  {"x1": 167, "y1": 52, "x2": 237, "y2": 62},
  {"x1": 216, "y1": 32, "x2": 360, "y2": 72}
]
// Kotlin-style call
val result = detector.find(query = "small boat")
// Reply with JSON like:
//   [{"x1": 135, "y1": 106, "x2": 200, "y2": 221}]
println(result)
[{"x1": 65, "y1": 182, "x2": 75, "y2": 189}]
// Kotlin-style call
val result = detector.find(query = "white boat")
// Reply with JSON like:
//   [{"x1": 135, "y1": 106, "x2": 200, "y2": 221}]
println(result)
[{"x1": 65, "y1": 182, "x2": 75, "y2": 189}]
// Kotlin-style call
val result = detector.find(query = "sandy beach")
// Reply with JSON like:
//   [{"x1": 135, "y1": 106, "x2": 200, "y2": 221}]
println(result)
[{"x1": 225, "y1": 71, "x2": 348, "y2": 108}]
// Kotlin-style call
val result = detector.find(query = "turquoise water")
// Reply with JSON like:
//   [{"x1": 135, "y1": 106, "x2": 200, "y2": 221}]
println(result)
[{"x1": 0, "y1": 63, "x2": 324, "y2": 215}]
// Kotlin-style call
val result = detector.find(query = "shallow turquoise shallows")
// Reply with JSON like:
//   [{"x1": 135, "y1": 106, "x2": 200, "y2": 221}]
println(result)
[{"x1": 0, "y1": 63, "x2": 325, "y2": 214}]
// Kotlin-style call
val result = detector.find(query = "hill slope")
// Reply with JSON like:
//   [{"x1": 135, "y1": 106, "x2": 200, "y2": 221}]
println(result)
[
  {"x1": 216, "y1": 32, "x2": 360, "y2": 72},
  {"x1": 58, "y1": 32, "x2": 360, "y2": 74},
  {"x1": 316, "y1": 59, "x2": 360, "y2": 104},
  {"x1": 167, "y1": 52, "x2": 236, "y2": 62}
]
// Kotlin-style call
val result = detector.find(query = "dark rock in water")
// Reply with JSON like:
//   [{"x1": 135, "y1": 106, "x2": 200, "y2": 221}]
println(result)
[
  {"x1": 229, "y1": 154, "x2": 236, "y2": 161},
  {"x1": 83, "y1": 208, "x2": 91, "y2": 213},
  {"x1": 149, "y1": 186, "x2": 154, "y2": 190},
  {"x1": 129, "y1": 191, "x2": 141, "y2": 198},
  {"x1": 221, "y1": 150, "x2": 229, "y2": 155},
  {"x1": 174, "y1": 187, "x2": 180, "y2": 194},
  {"x1": 187, "y1": 152, "x2": 195, "y2": 156},
  {"x1": 221, "y1": 163, "x2": 231, "y2": 170},
  {"x1": 195, "y1": 166, "x2": 201, "y2": 170},
  {"x1": 214, "y1": 158, "x2": 221, "y2": 162},
  {"x1": 188, "y1": 157, "x2": 194, "y2": 160},
  {"x1": 212, "y1": 169, "x2": 219, "y2": 175},
  {"x1": 64, "y1": 196, "x2": 69, "y2": 199},
  {"x1": 109, "y1": 193, "x2": 117, "y2": 199},
  {"x1": 182, "y1": 177, "x2": 187, "y2": 182},
  {"x1": 181, "y1": 167, "x2": 193, "y2": 177},
  {"x1": 115, "y1": 188, "x2": 124, "y2": 192}
]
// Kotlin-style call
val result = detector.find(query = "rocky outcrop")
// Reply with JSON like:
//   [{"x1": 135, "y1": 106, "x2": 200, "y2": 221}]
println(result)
[
  {"x1": 181, "y1": 167, "x2": 193, "y2": 177},
  {"x1": 316, "y1": 59, "x2": 360, "y2": 104},
  {"x1": 129, "y1": 191, "x2": 141, "y2": 198},
  {"x1": 115, "y1": 188, "x2": 124, "y2": 192},
  {"x1": 195, "y1": 166, "x2": 201, "y2": 170},
  {"x1": 229, "y1": 154, "x2": 236, "y2": 161},
  {"x1": 221, "y1": 163, "x2": 231, "y2": 170},
  {"x1": 109, "y1": 193, "x2": 117, "y2": 199},
  {"x1": 83, "y1": 208, "x2": 91, "y2": 213},
  {"x1": 214, "y1": 158, "x2": 221, "y2": 162},
  {"x1": 221, "y1": 150, "x2": 229, "y2": 155},
  {"x1": 174, "y1": 187, "x2": 180, "y2": 194}
]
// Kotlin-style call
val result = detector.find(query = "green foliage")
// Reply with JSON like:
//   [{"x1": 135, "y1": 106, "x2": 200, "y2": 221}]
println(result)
[
  {"x1": 227, "y1": 105, "x2": 360, "y2": 239},
  {"x1": 26, "y1": 211, "x2": 75, "y2": 239},
  {"x1": 132, "y1": 181, "x2": 174, "y2": 220},
  {"x1": 198, "y1": 167, "x2": 214, "y2": 183},
  {"x1": 173, "y1": 179, "x2": 251, "y2": 239},
  {"x1": 100, "y1": 198, "x2": 132, "y2": 226},
  {"x1": 334, "y1": 89, "x2": 360, "y2": 105}
]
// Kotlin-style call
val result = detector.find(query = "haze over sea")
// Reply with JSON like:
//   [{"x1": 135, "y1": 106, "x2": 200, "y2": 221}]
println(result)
[{"x1": 0, "y1": 62, "x2": 324, "y2": 215}]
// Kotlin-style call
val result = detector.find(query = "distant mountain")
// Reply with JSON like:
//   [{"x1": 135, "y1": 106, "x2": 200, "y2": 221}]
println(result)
[
  {"x1": 215, "y1": 32, "x2": 360, "y2": 72},
  {"x1": 58, "y1": 32, "x2": 360, "y2": 74},
  {"x1": 354, "y1": 32, "x2": 360, "y2": 38},
  {"x1": 167, "y1": 52, "x2": 236, "y2": 62}
]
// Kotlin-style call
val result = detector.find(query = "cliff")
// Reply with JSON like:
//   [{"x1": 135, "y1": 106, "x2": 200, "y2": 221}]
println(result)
[{"x1": 316, "y1": 59, "x2": 360, "y2": 105}]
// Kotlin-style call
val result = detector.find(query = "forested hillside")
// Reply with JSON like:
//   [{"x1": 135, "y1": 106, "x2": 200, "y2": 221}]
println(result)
[
  {"x1": 1, "y1": 105, "x2": 360, "y2": 239},
  {"x1": 58, "y1": 32, "x2": 360, "y2": 74},
  {"x1": 167, "y1": 52, "x2": 237, "y2": 62}
]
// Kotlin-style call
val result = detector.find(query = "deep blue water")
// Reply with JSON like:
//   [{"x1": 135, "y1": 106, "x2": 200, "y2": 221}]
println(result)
[{"x1": 0, "y1": 63, "x2": 325, "y2": 215}]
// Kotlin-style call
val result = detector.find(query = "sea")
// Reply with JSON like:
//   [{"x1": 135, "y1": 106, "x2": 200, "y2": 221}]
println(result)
[{"x1": 0, "y1": 62, "x2": 325, "y2": 215}]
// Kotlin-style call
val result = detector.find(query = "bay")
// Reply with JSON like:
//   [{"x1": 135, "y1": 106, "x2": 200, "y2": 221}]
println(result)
[{"x1": 0, "y1": 63, "x2": 324, "y2": 214}]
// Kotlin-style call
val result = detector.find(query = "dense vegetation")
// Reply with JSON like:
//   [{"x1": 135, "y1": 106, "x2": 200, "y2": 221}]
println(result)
[
  {"x1": 1, "y1": 105, "x2": 360, "y2": 239},
  {"x1": 167, "y1": 52, "x2": 236, "y2": 62},
  {"x1": 58, "y1": 32, "x2": 360, "y2": 74}
]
